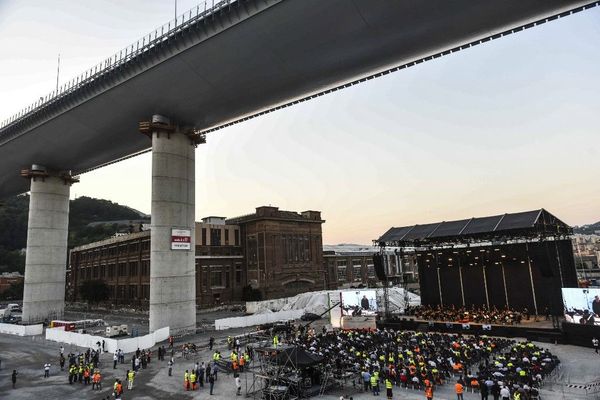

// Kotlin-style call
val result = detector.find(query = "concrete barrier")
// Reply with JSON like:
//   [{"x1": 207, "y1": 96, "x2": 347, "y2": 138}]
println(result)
[
  {"x1": 215, "y1": 309, "x2": 304, "y2": 330},
  {"x1": 45, "y1": 326, "x2": 170, "y2": 354},
  {"x1": 0, "y1": 323, "x2": 44, "y2": 336}
]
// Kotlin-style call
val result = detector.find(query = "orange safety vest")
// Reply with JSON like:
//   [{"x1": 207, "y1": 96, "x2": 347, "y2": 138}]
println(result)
[
  {"x1": 455, "y1": 383, "x2": 464, "y2": 394},
  {"x1": 425, "y1": 385, "x2": 433, "y2": 397}
]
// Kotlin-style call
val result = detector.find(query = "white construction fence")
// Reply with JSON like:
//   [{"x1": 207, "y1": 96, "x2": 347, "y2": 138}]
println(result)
[
  {"x1": 0, "y1": 323, "x2": 44, "y2": 336},
  {"x1": 45, "y1": 326, "x2": 169, "y2": 354},
  {"x1": 215, "y1": 309, "x2": 304, "y2": 330}
]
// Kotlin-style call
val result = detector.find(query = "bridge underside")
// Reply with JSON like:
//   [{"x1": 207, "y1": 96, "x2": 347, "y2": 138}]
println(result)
[{"x1": 0, "y1": 0, "x2": 595, "y2": 197}]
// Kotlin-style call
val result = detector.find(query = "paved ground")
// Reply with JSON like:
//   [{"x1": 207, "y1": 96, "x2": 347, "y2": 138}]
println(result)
[{"x1": 1, "y1": 323, "x2": 599, "y2": 400}]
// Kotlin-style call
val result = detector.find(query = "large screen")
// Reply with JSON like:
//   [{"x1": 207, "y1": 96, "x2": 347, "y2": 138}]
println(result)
[
  {"x1": 562, "y1": 288, "x2": 600, "y2": 325},
  {"x1": 341, "y1": 290, "x2": 378, "y2": 316}
]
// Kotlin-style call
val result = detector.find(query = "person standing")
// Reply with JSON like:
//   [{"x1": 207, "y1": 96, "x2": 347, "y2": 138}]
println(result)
[
  {"x1": 480, "y1": 379, "x2": 489, "y2": 400},
  {"x1": 592, "y1": 295, "x2": 600, "y2": 316},
  {"x1": 11, "y1": 369, "x2": 17, "y2": 389},
  {"x1": 370, "y1": 373, "x2": 378, "y2": 396},
  {"x1": 500, "y1": 385, "x2": 510, "y2": 400},
  {"x1": 44, "y1": 362, "x2": 51, "y2": 378},
  {"x1": 168, "y1": 358, "x2": 173, "y2": 376},
  {"x1": 425, "y1": 381, "x2": 434, "y2": 400},
  {"x1": 198, "y1": 362, "x2": 205, "y2": 387},
  {"x1": 184, "y1": 370, "x2": 190, "y2": 391},
  {"x1": 127, "y1": 369, "x2": 135, "y2": 390},
  {"x1": 190, "y1": 370, "x2": 197, "y2": 391},
  {"x1": 593, "y1": 337, "x2": 599, "y2": 354},
  {"x1": 362, "y1": 370, "x2": 371, "y2": 392},
  {"x1": 455, "y1": 380, "x2": 464, "y2": 400},
  {"x1": 59, "y1": 354, "x2": 65, "y2": 371},
  {"x1": 385, "y1": 376, "x2": 393, "y2": 399},
  {"x1": 113, "y1": 353, "x2": 118, "y2": 369},
  {"x1": 209, "y1": 371, "x2": 215, "y2": 395},
  {"x1": 235, "y1": 373, "x2": 242, "y2": 396}
]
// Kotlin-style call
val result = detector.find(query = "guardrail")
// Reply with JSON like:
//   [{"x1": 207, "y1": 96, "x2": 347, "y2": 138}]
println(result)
[{"x1": 0, "y1": 0, "x2": 237, "y2": 131}]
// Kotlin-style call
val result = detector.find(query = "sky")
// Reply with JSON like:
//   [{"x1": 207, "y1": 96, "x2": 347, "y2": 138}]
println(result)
[{"x1": 1, "y1": 1, "x2": 599, "y2": 245}]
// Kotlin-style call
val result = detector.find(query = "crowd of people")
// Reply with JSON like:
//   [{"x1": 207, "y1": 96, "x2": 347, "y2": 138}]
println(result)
[
  {"x1": 285, "y1": 326, "x2": 559, "y2": 399},
  {"x1": 408, "y1": 305, "x2": 542, "y2": 325}
]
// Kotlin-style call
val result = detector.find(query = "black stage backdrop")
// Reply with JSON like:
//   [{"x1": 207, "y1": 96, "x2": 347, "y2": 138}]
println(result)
[{"x1": 417, "y1": 240, "x2": 576, "y2": 314}]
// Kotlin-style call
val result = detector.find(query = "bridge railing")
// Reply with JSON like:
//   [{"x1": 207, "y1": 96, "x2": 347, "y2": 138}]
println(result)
[{"x1": 0, "y1": 0, "x2": 237, "y2": 132}]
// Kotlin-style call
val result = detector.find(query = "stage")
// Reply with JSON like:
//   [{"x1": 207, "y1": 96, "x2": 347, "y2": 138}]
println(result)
[{"x1": 379, "y1": 316, "x2": 565, "y2": 343}]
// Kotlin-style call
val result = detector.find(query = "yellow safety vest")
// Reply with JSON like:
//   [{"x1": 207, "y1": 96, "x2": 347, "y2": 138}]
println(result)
[{"x1": 386, "y1": 379, "x2": 393, "y2": 389}]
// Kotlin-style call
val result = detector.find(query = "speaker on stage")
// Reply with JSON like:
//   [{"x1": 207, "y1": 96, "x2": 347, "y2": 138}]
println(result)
[{"x1": 373, "y1": 254, "x2": 387, "y2": 281}]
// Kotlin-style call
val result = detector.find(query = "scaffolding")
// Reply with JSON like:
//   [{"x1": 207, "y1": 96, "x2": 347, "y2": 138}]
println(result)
[{"x1": 245, "y1": 344, "x2": 300, "y2": 400}]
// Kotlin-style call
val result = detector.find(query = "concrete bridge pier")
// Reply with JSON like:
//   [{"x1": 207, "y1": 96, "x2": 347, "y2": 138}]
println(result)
[
  {"x1": 142, "y1": 116, "x2": 203, "y2": 334},
  {"x1": 21, "y1": 166, "x2": 78, "y2": 324}
]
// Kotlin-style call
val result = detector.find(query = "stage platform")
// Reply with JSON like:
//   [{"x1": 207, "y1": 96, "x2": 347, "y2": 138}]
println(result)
[{"x1": 378, "y1": 316, "x2": 565, "y2": 343}]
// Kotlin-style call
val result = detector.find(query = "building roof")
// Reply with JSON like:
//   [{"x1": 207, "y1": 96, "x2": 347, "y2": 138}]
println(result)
[
  {"x1": 226, "y1": 206, "x2": 324, "y2": 224},
  {"x1": 378, "y1": 208, "x2": 571, "y2": 246}
]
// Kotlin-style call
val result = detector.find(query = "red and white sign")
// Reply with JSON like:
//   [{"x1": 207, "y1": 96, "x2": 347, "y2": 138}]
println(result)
[{"x1": 171, "y1": 228, "x2": 191, "y2": 250}]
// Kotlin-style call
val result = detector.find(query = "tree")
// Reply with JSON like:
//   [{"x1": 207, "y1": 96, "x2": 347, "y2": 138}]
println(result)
[
  {"x1": 79, "y1": 280, "x2": 110, "y2": 306},
  {"x1": 0, "y1": 281, "x2": 24, "y2": 300}
]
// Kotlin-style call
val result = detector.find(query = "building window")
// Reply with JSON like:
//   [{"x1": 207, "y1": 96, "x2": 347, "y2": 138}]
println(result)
[
  {"x1": 224, "y1": 229, "x2": 229, "y2": 245},
  {"x1": 210, "y1": 229, "x2": 221, "y2": 246},
  {"x1": 248, "y1": 236, "x2": 257, "y2": 264},
  {"x1": 92, "y1": 266, "x2": 99, "y2": 279},
  {"x1": 100, "y1": 265, "x2": 106, "y2": 278},
  {"x1": 235, "y1": 263, "x2": 242, "y2": 285},
  {"x1": 141, "y1": 260, "x2": 150, "y2": 276},
  {"x1": 108, "y1": 264, "x2": 115, "y2": 278},
  {"x1": 353, "y1": 264, "x2": 362, "y2": 282},
  {"x1": 129, "y1": 285, "x2": 137, "y2": 299},
  {"x1": 202, "y1": 228, "x2": 207, "y2": 246},
  {"x1": 129, "y1": 262, "x2": 138, "y2": 277},
  {"x1": 141, "y1": 285, "x2": 150, "y2": 299},
  {"x1": 210, "y1": 267, "x2": 223, "y2": 288},
  {"x1": 367, "y1": 263, "x2": 375, "y2": 278},
  {"x1": 337, "y1": 266, "x2": 347, "y2": 282},
  {"x1": 234, "y1": 229, "x2": 240, "y2": 246},
  {"x1": 129, "y1": 243, "x2": 139, "y2": 253},
  {"x1": 117, "y1": 285, "x2": 126, "y2": 299},
  {"x1": 141, "y1": 241, "x2": 150, "y2": 251},
  {"x1": 118, "y1": 263, "x2": 127, "y2": 277},
  {"x1": 226, "y1": 269, "x2": 230, "y2": 288}
]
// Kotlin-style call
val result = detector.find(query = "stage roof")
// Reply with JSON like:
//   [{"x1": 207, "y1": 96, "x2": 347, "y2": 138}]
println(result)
[{"x1": 378, "y1": 209, "x2": 571, "y2": 246}]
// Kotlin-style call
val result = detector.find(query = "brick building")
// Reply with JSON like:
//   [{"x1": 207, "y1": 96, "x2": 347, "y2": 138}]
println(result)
[
  {"x1": 0, "y1": 272, "x2": 24, "y2": 294},
  {"x1": 226, "y1": 206, "x2": 325, "y2": 299},
  {"x1": 323, "y1": 245, "x2": 418, "y2": 289},
  {"x1": 68, "y1": 206, "x2": 325, "y2": 307}
]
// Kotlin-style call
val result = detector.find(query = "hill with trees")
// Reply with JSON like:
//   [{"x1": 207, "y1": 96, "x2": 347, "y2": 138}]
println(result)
[{"x1": 0, "y1": 195, "x2": 149, "y2": 274}]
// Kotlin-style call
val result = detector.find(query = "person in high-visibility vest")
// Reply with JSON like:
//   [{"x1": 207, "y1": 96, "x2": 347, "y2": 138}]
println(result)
[
  {"x1": 385, "y1": 377, "x2": 393, "y2": 399},
  {"x1": 184, "y1": 370, "x2": 190, "y2": 391},
  {"x1": 239, "y1": 353, "x2": 246, "y2": 372},
  {"x1": 425, "y1": 381, "x2": 434, "y2": 400},
  {"x1": 370, "y1": 374, "x2": 379, "y2": 396},
  {"x1": 127, "y1": 369, "x2": 135, "y2": 390},
  {"x1": 190, "y1": 371, "x2": 197, "y2": 390},
  {"x1": 273, "y1": 334, "x2": 279, "y2": 348},
  {"x1": 455, "y1": 380, "x2": 464, "y2": 400}
]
